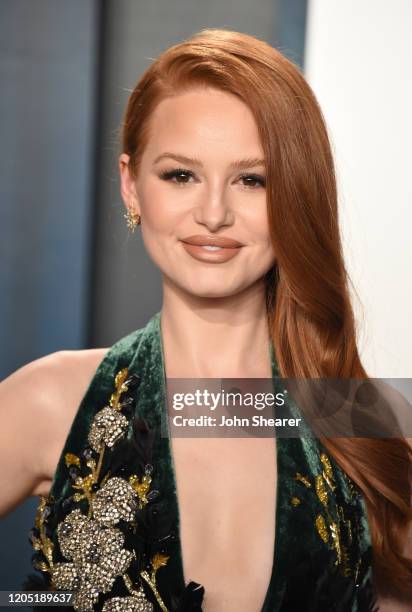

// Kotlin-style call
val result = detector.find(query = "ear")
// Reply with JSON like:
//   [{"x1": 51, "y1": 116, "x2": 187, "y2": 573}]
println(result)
[{"x1": 119, "y1": 153, "x2": 141, "y2": 215}]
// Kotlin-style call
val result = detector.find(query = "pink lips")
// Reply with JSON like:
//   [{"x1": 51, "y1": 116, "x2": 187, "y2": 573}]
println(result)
[{"x1": 180, "y1": 234, "x2": 244, "y2": 263}]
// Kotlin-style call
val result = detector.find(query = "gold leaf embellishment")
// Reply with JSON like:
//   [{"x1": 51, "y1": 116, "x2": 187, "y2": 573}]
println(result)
[
  {"x1": 294, "y1": 452, "x2": 353, "y2": 577},
  {"x1": 110, "y1": 368, "x2": 130, "y2": 411},
  {"x1": 294, "y1": 472, "x2": 312, "y2": 488},
  {"x1": 315, "y1": 474, "x2": 329, "y2": 507},
  {"x1": 140, "y1": 553, "x2": 171, "y2": 612},
  {"x1": 129, "y1": 473, "x2": 153, "y2": 509},
  {"x1": 320, "y1": 452, "x2": 336, "y2": 491},
  {"x1": 31, "y1": 496, "x2": 56, "y2": 574},
  {"x1": 315, "y1": 514, "x2": 329, "y2": 543},
  {"x1": 65, "y1": 453, "x2": 81, "y2": 468}
]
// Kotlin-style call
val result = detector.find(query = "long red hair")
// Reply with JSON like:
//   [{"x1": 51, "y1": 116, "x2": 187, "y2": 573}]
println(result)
[{"x1": 120, "y1": 28, "x2": 412, "y2": 598}]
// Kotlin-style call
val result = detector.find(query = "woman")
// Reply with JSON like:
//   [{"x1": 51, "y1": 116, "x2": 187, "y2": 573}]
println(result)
[{"x1": 1, "y1": 28, "x2": 411, "y2": 612}]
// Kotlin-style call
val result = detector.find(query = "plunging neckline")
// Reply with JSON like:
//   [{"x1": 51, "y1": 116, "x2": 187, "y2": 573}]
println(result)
[
  {"x1": 27, "y1": 309, "x2": 375, "y2": 611},
  {"x1": 156, "y1": 313, "x2": 285, "y2": 611}
]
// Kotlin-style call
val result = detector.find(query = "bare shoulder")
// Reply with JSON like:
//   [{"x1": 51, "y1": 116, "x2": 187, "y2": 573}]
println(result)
[
  {"x1": 28, "y1": 348, "x2": 110, "y2": 487},
  {"x1": 1, "y1": 348, "x2": 109, "y2": 421},
  {"x1": 0, "y1": 348, "x2": 109, "y2": 516}
]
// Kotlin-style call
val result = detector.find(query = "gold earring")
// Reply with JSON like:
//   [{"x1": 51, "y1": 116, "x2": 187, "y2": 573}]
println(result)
[{"x1": 124, "y1": 206, "x2": 141, "y2": 233}]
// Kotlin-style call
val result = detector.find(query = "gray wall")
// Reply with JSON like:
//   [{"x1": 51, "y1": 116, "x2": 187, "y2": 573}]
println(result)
[
  {"x1": 0, "y1": 0, "x2": 99, "y2": 590},
  {"x1": 0, "y1": 0, "x2": 99, "y2": 379}
]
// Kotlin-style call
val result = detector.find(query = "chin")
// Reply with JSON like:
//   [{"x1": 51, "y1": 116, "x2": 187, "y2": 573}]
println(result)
[
  {"x1": 179, "y1": 276, "x2": 250, "y2": 299},
  {"x1": 162, "y1": 265, "x2": 256, "y2": 298}
]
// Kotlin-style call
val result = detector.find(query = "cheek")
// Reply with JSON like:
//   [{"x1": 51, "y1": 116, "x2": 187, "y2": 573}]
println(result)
[
  {"x1": 249, "y1": 215, "x2": 276, "y2": 264},
  {"x1": 245, "y1": 210, "x2": 273, "y2": 249},
  {"x1": 242, "y1": 196, "x2": 268, "y2": 228},
  {"x1": 139, "y1": 182, "x2": 177, "y2": 233},
  {"x1": 138, "y1": 184, "x2": 181, "y2": 266}
]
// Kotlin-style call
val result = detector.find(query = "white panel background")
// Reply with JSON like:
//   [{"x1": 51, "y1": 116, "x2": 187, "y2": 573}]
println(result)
[{"x1": 304, "y1": 0, "x2": 412, "y2": 377}]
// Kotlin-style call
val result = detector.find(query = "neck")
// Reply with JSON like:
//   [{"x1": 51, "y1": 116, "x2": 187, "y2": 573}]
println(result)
[{"x1": 160, "y1": 276, "x2": 272, "y2": 378}]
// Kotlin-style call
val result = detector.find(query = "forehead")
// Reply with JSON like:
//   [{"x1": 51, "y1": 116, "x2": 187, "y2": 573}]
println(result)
[{"x1": 144, "y1": 87, "x2": 263, "y2": 157}]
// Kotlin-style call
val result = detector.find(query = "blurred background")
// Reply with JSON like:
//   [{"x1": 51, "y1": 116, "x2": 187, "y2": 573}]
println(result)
[{"x1": 1, "y1": 0, "x2": 411, "y2": 593}]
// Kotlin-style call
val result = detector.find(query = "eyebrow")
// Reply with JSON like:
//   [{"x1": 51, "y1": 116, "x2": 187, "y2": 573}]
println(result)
[{"x1": 153, "y1": 152, "x2": 266, "y2": 170}]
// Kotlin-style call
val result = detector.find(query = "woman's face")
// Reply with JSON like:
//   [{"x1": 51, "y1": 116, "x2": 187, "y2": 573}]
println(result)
[{"x1": 119, "y1": 86, "x2": 276, "y2": 298}]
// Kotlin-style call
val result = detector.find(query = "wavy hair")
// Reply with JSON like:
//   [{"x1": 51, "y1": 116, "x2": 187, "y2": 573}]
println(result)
[{"x1": 120, "y1": 28, "x2": 412, "y2": 598}]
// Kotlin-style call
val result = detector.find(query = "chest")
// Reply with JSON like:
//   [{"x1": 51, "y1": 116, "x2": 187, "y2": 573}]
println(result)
[{"x1": 169, "y1": 436, "x2": 278, "y2": 612}]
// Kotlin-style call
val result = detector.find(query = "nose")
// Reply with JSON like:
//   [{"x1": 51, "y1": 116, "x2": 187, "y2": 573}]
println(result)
[{"x1": 193, "y1": 188, "x2": 235, "y2": 231}]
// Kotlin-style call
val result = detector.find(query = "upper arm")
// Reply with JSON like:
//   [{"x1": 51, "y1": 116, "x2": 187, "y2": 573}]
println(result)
[
  {"x1": 0, "y1": 351, "x2": 68, "y2": 517},
  {"x1": 0, "y1": 348, "x2": 108, "y2": 518}
]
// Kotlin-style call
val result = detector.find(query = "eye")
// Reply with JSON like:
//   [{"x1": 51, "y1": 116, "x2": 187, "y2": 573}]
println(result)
[
  {"x1": 159, "y1": 168, "x2": 195, "y2": 185},
  {"x1": 238, "y1": 174, "x2": 266, "y2": 189},
  {"x1": 158, "y1": 168, "x2": 266, "y2": 189}
]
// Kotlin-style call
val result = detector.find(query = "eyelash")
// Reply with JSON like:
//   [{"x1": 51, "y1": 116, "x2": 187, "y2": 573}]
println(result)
[{"x1": 158, "y1": 167, "x2": 266, "y2": 189}]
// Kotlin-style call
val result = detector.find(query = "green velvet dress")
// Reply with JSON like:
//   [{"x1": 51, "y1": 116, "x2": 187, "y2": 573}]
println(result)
[{"x1": 24, "y1": 311, "x2": 379, "y2": 611}]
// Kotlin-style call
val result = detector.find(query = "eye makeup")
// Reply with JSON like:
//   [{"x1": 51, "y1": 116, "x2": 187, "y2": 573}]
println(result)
[{"x1": 158, "y1": 167, "x2": 266, "y2": 188}]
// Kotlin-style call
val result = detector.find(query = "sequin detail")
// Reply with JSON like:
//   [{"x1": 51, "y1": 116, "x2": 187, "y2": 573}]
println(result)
[
  {"x1": 28, "y1": 368, "x2": 171, "y2": 612},
  {"x1": 315, "y1": 514, "x2": 329, "y2": 543},
  {"x1": 294, "y1": 453, "x2": 362, "y2": 579},
  {"x1": 101, "y1": 589, "x2": 153, "y2": 612},
  {"x1": 88, "y1": 406, "x2": 129, "y2": 452},
  {"x1": 294, "y1": 472, "x2": 312, "y2": 488},
  {"x1": 92, "y1": 477, "x2": 138, "y2": 526}
]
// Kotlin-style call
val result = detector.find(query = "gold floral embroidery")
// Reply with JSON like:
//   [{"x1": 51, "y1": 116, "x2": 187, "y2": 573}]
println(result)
[
  {"x1": 30, "y1": 496, "x2": 55, "y2": 574},
  {"x1": 140, "y1": 553, "x2": 170, "y2": 612},
  {"x1": 30, "y1": 367, "x2": 170, "y2": 612}
]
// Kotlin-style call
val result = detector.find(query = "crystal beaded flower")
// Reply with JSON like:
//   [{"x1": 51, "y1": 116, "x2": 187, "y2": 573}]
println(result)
[
  {"x1": 91, "y1": 477, "x2": 138, "y2": 527},
  {"x1": 88, "y1": 405, "x2": 129, "y2": 452},
  {"x1": 51, "y1": 509, "x2": 134, "y2": 610}
]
